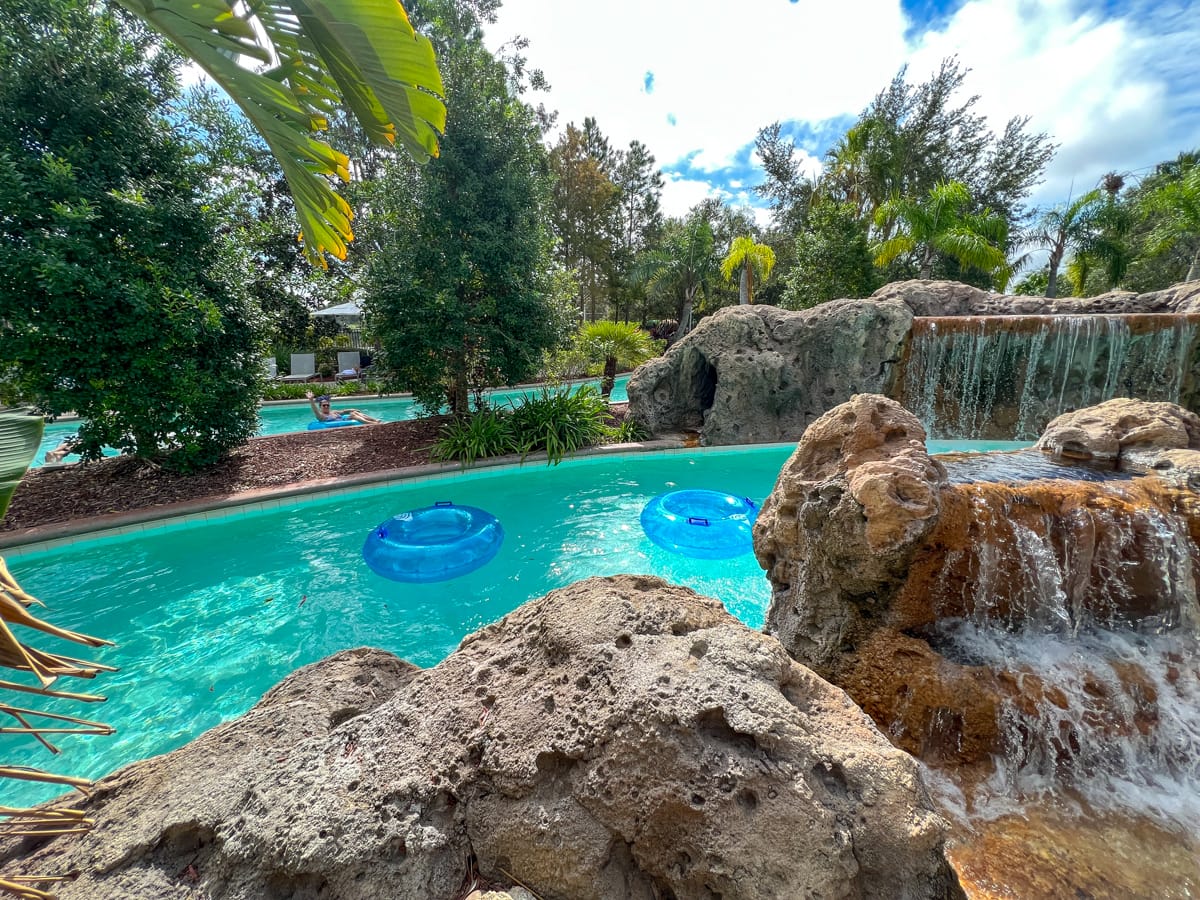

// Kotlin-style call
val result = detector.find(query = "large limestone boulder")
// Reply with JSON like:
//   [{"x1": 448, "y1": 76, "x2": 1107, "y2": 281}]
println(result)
[
  {"x1": 5, "y1": 576, "x2": 964, "y2": 900},
  {"x1": 755, "y1": 395, "x2": 947, "y2": 674},
  {"x1": 627, "y1": 300, "x2": 913, "y2": 445}
]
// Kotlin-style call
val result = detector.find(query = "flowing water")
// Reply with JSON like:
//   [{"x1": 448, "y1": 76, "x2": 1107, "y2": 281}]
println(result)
[
  {"x1": 900, "y1": 315, "x2": 1200, "y2": 440},
  {"x1": 913, "y1": 477, "x2": 1200, "y2": 897}
]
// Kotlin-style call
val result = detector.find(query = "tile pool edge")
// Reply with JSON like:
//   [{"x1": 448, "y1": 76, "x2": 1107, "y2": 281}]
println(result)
[{"x1": 0, "y1": 437, "x2": 696, "y2": 555}]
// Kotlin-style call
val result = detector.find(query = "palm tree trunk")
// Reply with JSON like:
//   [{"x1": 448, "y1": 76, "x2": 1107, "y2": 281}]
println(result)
[
  {"x1": 602, "y1": 357, "x2": 617, "y2": 398},
  {"x1": 673, "y1": 288, "x2": 696, "y2": 343},
  {"x1": 919, "y1": 246, "x2": 935, "y2": 280},
  {"x1": 1046, "y1": 244, "x2": 1064, "y2": 298},
  {"x1": 1188, "y1": 245, "x2": 1200, "y2": 282},
  {"x1": 738, "y1": 267, "x2": 749, "y2": 305}
]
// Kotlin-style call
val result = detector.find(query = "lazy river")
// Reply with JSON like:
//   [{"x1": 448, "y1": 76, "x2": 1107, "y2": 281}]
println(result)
[
  {"x1": 4, "y1": 440, "x2": 1019, "y2": 807},
  {"x1": 30, "y1": 375, "x2": 631, "y2": 468}
]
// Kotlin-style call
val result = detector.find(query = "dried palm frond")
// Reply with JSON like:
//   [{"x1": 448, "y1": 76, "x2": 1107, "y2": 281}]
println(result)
[{"x1": 0, "y1": 560, "x2": 113, "y2": 900}]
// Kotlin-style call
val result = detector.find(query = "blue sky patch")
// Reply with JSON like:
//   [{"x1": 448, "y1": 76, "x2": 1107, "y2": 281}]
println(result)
[
  {"x1": 666, "y1": 113, "x2": 677, "y2": 126},
  {"x1": 900, "y1": 0, "x2": 967, "y2": 37},
  {"x1": 643, "y1": 71, "x2": 655, "y2": 94}
]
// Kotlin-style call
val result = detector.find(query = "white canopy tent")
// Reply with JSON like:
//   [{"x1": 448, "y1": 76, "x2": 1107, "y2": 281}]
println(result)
[{"x1": 310, "y1": 301, "x2": 361, "y2": 320}]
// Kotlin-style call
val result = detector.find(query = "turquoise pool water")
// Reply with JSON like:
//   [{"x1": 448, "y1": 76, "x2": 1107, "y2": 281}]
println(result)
[
  {"x1": 30, "y1": 375, "x2": 631, "y2": 468},
  {"x1": 3, "y1": 440, "x2": 1025, "y2": 805}
]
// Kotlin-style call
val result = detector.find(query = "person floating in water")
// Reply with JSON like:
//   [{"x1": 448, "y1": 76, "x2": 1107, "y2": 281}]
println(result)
[
  {"x1": 305, "y1": 391, "x2": 382, "y2": 425},
  {"x1": 44, "y1": 433, "x2": 83, "y2": 464}
]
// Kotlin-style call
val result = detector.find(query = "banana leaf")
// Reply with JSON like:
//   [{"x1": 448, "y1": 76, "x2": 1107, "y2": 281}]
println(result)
[{"x1": 0, "y1": 415, "x2": 42, "y2": 522}]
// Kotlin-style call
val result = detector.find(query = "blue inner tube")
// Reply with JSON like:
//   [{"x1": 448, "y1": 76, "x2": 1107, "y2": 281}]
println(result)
[
  {"x1": 640, "y1": 489, "x2": 758, "y2": 559},
  {"x1": 308, "y1": 418, "x2": 360, "y2": 430},
  {"x1": 363, "y1": 501, "x2": 504, "y2": 583}
]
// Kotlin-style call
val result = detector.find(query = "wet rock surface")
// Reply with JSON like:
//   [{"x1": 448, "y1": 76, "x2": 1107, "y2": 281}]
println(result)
[
  {"x1": 628, "y1": 279, "x2": 1200, "y2": 446},
  {"x1": 1036, "y1": 398, "x2": 1200, "y2": 462},
  {"x1": 759, "y1": 395, "x2": 1200, "y2": 767},
  {"x1": 4, "y1": 576, "x2": 963, "y2": 900}
]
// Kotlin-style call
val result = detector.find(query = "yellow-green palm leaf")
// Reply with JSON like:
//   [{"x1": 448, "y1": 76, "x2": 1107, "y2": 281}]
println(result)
[{"x1": 116, "y1": 0, "x2": 446, "y2": 266}]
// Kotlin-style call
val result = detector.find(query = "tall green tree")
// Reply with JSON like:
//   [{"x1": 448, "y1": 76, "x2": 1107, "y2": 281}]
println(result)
[
  {"x1": 873, "y1": 181, "x2": 1009, "y2": 282},
  {"x1": 1142, "y1": 156, "x2": 1200, "y2": 282},
  {"x1": 720, "y1": 236, "x2": 776, "y2": 305},
  {"x1": 116, "y1": 0, "x2": 446, "y2": 267},
  {"x1": 782, "y1": 200, "x2": 877, "y2": 309},
  {"x1": 0, "y1": 0, "x2": 262, "y2": 470},
  {"x1": 364, "y1": 25, "x2": 564, "y2": 414},
  {"x1": 753, "y1": 122, "x2": 816, "y2": 233},
  {"x1": 549, "y1": 123, "x2": 620, "y2": 321}
]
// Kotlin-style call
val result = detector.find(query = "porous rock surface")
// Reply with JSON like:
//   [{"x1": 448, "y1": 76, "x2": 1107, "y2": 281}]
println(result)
[
  {"x1": 872, "y1": 278, "x2": 1200, "y2": 316},
  {"x1": 627, "y1": 299, "x2": 913, "y2": 445},
  {"x1": 756, "y1": 395, "x2": 1200, "y2": 766},
  {"x1": 5, "y1": 576, "x2": 964, "y2": 900},
  {"x1": 1036, "y1": 397, "x2": 1200, "y2": 462},
  {"x1": 755, "y1": 394, "x2": 948, "y2": 674},
  {"x1": 628, "y1": 280, "x2": 1200, "y2": 446}
]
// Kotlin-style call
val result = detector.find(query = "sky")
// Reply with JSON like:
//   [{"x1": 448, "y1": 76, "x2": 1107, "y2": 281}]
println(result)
[{"x1": 483, "y1": 0, "x2": 1200, "y2": 224}]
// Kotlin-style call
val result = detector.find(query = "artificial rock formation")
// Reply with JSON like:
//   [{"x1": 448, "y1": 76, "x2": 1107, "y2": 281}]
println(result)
[
  {"x1": 872, "y1": 278, "x2": 1200, "y2": 317},
  {"x1": 629, "y1": 279, "x2": 1200, "y2": 445},
  {"x1": 757, "y1": 395, "x2": 1200, "y2": 766},
  {"x1": 627, "y1": 299, "x2": 913, "y2": 444},
  {"x1": 755, "y1": 393, "x2": 947, "y2": 673},
  {"x1": 1036, "y1": 397, "x2": 1200, "y2": 463},
  {"x1": 4, "y1": 576, "x2": 964, "y2": 900}
]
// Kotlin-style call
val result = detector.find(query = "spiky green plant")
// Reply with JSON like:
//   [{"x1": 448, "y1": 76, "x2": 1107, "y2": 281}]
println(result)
[{"x1": 574, "y1": 322, "x2": 661, "y2": 397}]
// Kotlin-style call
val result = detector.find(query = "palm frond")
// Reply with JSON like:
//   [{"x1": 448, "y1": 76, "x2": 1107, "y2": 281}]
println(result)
[{"x1": 116, "y1": 0, "x2": 445, "y2": 266}]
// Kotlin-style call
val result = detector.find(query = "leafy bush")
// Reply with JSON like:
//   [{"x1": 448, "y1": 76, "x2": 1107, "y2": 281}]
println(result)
[
  {"x1": 432, "y1": 408, "x2": 516, "y2": 466},
  {"x1": 433, "y1": 386, "x2": 649, "y2": 466},
  {"x1": 509, "y1": 386, "x2": 609, "y2": 464}
]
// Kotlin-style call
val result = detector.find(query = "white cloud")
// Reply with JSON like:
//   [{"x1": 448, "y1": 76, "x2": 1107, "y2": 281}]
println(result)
[{"x1": 486, "y1": 0, "x2": 1200, "y2": 219}]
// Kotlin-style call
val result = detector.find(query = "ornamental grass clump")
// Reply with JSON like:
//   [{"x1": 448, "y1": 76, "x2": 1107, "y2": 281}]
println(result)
[
  {"x1": 433, "y1": 386, "x2": 617, "y2": 466},
  {"x1": 508, "y1": 387, "x2": 609, "y2": 464}
]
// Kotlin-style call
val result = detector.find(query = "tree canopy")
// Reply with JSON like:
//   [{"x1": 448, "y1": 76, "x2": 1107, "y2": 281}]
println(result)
[
  {"x1": 0, "y1": 0, "x2": 262, "y2": 470},
  {"x1": 363, "y1": 9, "x2": 564, "y2": 414}
]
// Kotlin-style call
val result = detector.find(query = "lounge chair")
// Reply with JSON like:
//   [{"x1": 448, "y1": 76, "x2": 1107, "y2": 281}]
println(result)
[
  {"x1": 280, "y1": 353, "x2": 316, "y2": 383},
  {"x1": 335, "y1": 351, "x2": 363, "y2": 382}
]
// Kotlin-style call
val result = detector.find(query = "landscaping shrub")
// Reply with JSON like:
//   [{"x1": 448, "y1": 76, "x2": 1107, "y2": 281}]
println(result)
[
  {"x1": 432, "y1": 408, "x2": 515, "y2": 466},
  {"x1": 508, "y1": 386, "x2": 610, "y2": 465}
]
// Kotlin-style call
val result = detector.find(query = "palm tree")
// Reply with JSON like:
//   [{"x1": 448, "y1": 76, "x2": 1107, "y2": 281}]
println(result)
[
  {"x1": 1033, "y1": 189, "x2": 1103, "y2": 298},
  {"x1": 873, "y1": 181, "x2": 1009, "y2": 282},
  {"x1": 633, "y1": 217, "x2": 718, "y2": 342},
  {"x1": 118, "y1": 0, "x2": 446, "y2": 267},
  {"x1": 575, "y1": 322, "x2": 661, "y2": 397},
  {"x1": 1142, "y1": 161, "x2": 1200, "y2": 282},
  {"x1": 720, "y1": 236, "x2": 776, "y2": 305}
]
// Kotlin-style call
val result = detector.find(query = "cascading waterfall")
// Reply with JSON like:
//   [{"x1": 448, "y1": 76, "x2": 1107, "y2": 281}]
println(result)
[
  {"x1": 921, "y1": 477, "x2": 1200, "y2": 831},
  {"x1": 900, "y1": 314, "x2": 1200, "y2": 440}
]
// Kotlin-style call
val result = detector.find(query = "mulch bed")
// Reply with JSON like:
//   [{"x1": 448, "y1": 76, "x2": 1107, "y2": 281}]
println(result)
[{"x1": 2, "y1": 417, "x2": 446, "y2": 534}]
